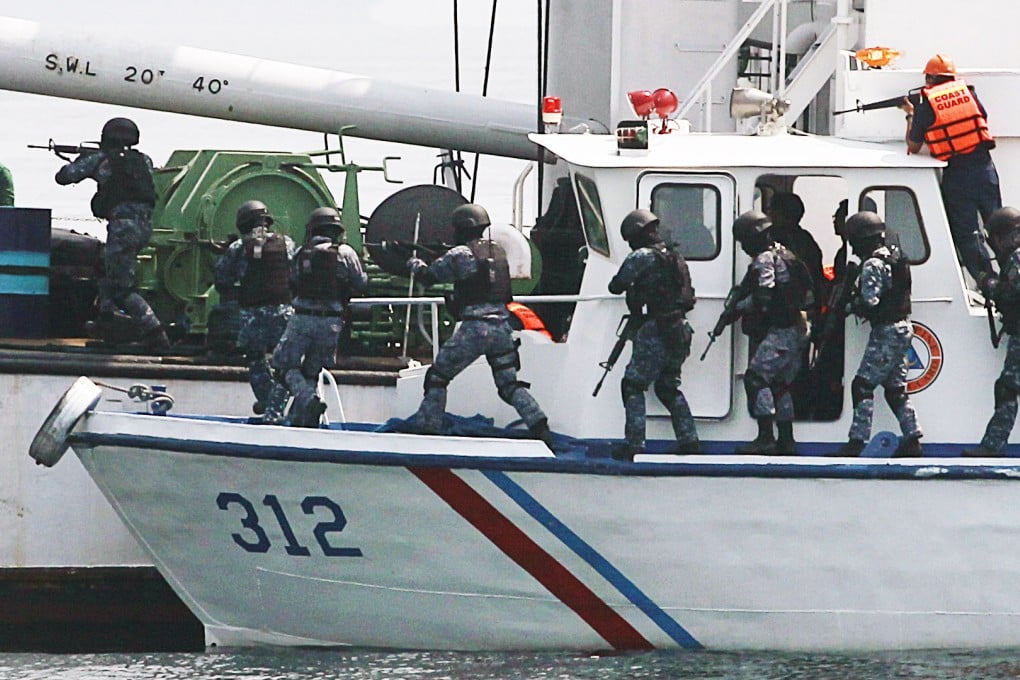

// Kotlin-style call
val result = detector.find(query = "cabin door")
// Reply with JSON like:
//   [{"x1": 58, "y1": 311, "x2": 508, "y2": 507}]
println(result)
[{"x1": 638, "y1": 173, "x2": 736, "y2": 418}]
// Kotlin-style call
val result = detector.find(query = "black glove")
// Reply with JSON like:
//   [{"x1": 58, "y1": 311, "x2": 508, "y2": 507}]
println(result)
[{"x1": 978, "y1": 273, "x2": 999, "y2": 298}]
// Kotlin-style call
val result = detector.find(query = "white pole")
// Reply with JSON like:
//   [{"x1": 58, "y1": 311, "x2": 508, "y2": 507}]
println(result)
[{"x1": 401, "y1": 213, "x2": 421, "y2": 361}]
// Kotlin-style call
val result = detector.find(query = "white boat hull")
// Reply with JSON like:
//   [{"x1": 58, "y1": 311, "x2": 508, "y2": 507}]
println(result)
[{"x1": 69, "y1": 410, "x2": 1020, "y2": 651}]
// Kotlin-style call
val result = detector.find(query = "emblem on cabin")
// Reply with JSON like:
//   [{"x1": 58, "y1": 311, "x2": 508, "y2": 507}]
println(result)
[{"x1": 906, "y1": 321, "x2": 943, "y2": 394}]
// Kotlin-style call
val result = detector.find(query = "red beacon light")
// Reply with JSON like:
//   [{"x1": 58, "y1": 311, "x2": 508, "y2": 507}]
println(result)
[
  {"x1": 651, "y1": 88, "x2": 679, "y2": 133},
  {"x1": 542, "y1": 96, "x2": 563, "y2": 132},
  {"x1": 627, "y1": 90, "x2": 655, "y2": 119}
]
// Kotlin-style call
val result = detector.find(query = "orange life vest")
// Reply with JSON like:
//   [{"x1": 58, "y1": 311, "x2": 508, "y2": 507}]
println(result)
[
  {"x1": 921, "y1": 79, "x2": 994, "y2": 160},
  {"x1": 506, "y1": 302, "x2": 554, "y2": 340}
]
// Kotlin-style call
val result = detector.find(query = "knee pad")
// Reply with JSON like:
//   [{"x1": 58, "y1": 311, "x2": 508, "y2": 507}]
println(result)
[
  {"x1": 621, "y1": 377, "x2": 645, "y2": 402},
  {"x1": 994, "y1": 377, "x2": 1019, "y2": 409},
  {"x1": 883, "y1": 384, "x2": 908, "y2": 413},
  {"x1": 424, "y1": 366, "x2": 451, "y2": 395},
  {"x1": 497, "y1": 380, "x2": 530, "y2": 404},
  {"x1": 743, "y1": 369, "x2": 768, "y2": 402},
  {"x1": 851, "y1": 376, "x2": 875, "y2": 408}
]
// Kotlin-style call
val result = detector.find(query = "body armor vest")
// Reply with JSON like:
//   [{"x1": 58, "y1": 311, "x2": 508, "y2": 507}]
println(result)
[
  {"x1": 867, "y1": 247, "x2": 912, "y2": 323},
  {"x1": 632, "y1": 244, "x2": 696, "y2": 317},
  {"x1": 453, "y1": 239, "x2": 512, "y2": 309},
  {"x1": 766, "y1": 246, "x2": 811, "y2": 328},
  {"x1": 922, "y1": 79, "x2": 995, "y2": 160},
  {"x1": 238, "y1": 230, "x2": 291, "y2": 306},
  {"x1": 997, "y1": 249, "x2": 1020, "y2": 334},
  {"x1": 296, "y1": 242, "x2": 344, "y2": 301},
  {"x1": 90, "y1": 149, "x2": 156, "y2": 218}
]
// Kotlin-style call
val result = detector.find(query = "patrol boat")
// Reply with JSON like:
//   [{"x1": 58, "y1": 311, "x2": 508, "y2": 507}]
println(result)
[
  {"x1": 28, "y1": 80, "x2": 1020, "y2": 651},
  {"x1": 11, "y1": 0, "x2": 1020, "y2": 652}
]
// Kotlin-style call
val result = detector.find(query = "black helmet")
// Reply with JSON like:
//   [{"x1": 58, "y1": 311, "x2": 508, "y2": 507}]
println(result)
[
  {"x1": 620, "y1": 209, "x2": 660, "y2": 242},
  {"x1": 844, "y1": 211, "x2": 886, "y2": 240},
  {"x1": 236, "y1": 200, "x2": 273, "y2": 234},
  {"x1": 306, "y1": 206, "x2": 344, "y2": 240},
  {"x1": 732, "y1": 210, "x2": 772, "y2": 243},
  {"x1": 986, "y1": 206, "x2": 1020, "y2": 239},
  {"x1": 451, "y1": 203, "x2": 490, "y2": 233},
  {"x1": 100, "y1": 117, "x2": 140, "y2": 149}
]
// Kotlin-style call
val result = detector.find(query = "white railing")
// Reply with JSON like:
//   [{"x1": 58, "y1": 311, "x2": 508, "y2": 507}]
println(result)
[{"x1": 351, "y1": 293, "x2": 616, "y2": 358}]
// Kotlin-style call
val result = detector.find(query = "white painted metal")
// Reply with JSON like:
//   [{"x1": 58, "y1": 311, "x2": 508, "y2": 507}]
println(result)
[
  {"x1": 69, "y1": 408, "x2": 1020, "y2": 651},
  {"x1": 0, "y1": 16, "x2": 545, "y2": 160}
]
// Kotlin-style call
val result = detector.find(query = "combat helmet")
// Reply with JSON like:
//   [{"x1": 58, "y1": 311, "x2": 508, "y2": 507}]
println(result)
[
  {"x1": 985, "y1": 206, "x2": 1020, "y2": 253},
  {"x1": 451, "y1": 203, "x2": 490, "y2": 243},
  {"x1": 100, "y1": 117, "x2": 140, "y2": 149},
  {"x1": 306, "y1": 206, "x2": 344, "y2": 241},
  {"x1": 620, "y1": 209, "x2": 660, "y2": 243},
  {"x1": 843, "y1": 211, "x2": 886, "y2": 240},
  {"x1": 235, "y1": 200, "x2": 273, "y2": 234},
  {"x1": 732, "y1": 210, "x2": 772, "y2": 243}
]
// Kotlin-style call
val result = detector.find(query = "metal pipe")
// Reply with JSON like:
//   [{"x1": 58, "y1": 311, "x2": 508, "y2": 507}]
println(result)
[{"x1": 0, "y1": 16, "x2": 568, "y2": 161}]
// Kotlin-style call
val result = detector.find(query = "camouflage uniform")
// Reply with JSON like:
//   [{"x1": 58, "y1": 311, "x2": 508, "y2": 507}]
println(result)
[
  {"x1": 0, "y1": 162, "x2": 13, "y2": 206},
  {"x1": 608, "y1": 244, "x2": 698, "y2": 451},
  {"x1": 738, "y1": 245, "x2": 809, "y2": 423},
  {"x1": 214, "y1": 234, "x2": 297, "y2": 421},
  {"x1": 271, "y1": 236, "x2": 367, "y2": 426},
  {"x1": 408, "y1": 244, "x2": 548, "y2": 434},
  {"x1": 848, "y1": 246, "x2": 922, "y2": 443},
  {"x1": 55, "y1": 150, "x2": 160, "y2": 335},
  {"x1": 975, "y1": 248, "x2": 1020, "y2": 452}
]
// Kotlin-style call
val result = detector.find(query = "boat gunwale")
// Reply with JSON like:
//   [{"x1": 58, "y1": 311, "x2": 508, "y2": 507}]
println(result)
[{"x1": 68, "y1": 428, "x2": 1020, "y2": 481}]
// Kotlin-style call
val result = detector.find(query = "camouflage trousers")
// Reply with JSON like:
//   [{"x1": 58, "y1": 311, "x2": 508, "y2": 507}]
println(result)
[
  {"x1": 271, "y1": 312, "x2": 342, "y2": 426},
  {"x1": 239, "y1": 304, "x2": 293, "y2": 420},
  {"x1": 99, "y1": 213, "x2": 160, "y2": 333},
  {"x1": 849, "y1": 320, "x2": 921, "y2": 441},
  {"x1": 979, "y1": 333, "x2": 1020, "y2": 452},
  {"x1": 746, "y1": 326, "x2": 808, "y2": 421},
  {"x1": 622, "y1": 318, "x2": 697, "y2": 448},
  {"x1": 415, "y1": 317, "x2": 547, "y2": 433}
]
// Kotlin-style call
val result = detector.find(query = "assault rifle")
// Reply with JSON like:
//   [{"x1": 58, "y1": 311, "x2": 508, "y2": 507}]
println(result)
[
  {"x1": 700, "y1": 270, "x2": 755, "y2": 361},
  {"x1": 592, "y1": 312, "x2": 644, "y2": 397},
  {"x1": 833, "y1": 88, "x2": 922, "y2": 116},
  {"x1": 986, "y1": 297, "x2": 1003, "y2": 349},
  {"x1": 810, "y1": 259, "x2": 861, "y2": 369},
  {"x1": 27, "y1": 139, "x2": 101, "y2": 162}
]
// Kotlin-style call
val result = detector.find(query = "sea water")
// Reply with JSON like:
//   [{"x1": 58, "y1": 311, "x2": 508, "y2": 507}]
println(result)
[{"x1": 3, "y1": 648, "x2": 1020, "y2": 679}]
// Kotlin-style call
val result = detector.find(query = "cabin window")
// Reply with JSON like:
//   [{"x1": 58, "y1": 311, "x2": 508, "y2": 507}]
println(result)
[
  {"x1": 861, "y1": 186, "x2": 929, "y2": 264},
  {"x1": 649, "y1": 183, "x2": 721, "y2": 260},
  {"x1": 573, "y1": 173, "x2": 610, "y2": 257}
]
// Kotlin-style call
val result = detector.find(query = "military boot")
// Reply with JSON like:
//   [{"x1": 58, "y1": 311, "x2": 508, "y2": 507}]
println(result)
[
  {"x1": 529, "y1": 418, "x2": 556, "y2": 452},
  {"x1": 670, "y1": 438, "x2": 702, "y2": 454},
  {"x1": 776, "y1": 421, "x2": 797, "y2": 456},
  {"x1": 736, "y1": 418, "x2": 777, "y2": 454},
  {"x1": 961, "y1": 445, "x2": 1002, "y2": 458},
  {"x1": 835, "y1": 439, "x2": 866, "y2": 457},
  {"x1": 892, "y1": 433, "x2": 923, "y2": 458},
  {"x1": 611, "y1": 443, "x2": 642, "y2": 462}
]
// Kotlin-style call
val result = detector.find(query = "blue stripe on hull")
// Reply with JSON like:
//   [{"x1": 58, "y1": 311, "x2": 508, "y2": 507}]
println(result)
[
  {"x1": 0, "y1": 251, "x2": 50, "y2": 267},
  {"x1": 0, "y1": 274, "x2": 48, "y2": 295},
  {"x1": 484, "y1": 470, "x2": 702, "y2": 648}
]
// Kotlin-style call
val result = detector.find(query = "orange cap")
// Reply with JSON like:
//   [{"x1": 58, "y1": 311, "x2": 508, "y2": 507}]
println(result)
[{"x1": 924, "y1": 53, "x2": 956, "y2": 76}]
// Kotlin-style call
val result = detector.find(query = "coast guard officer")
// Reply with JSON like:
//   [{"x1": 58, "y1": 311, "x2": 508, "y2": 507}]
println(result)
[
  {"x1": 404, "y1": 203, "x2": 554, "y2": 449},
  {"x1": 272, "y1": 207, "x2": 367, "y2": 427},
  {"x1": 964, "y1": 207, "x2": 1020, "y2": 456},
  {"x1": 55, "y1": 117, "x2": 169, "y2": 350},
  {"x1": 835, "y1": 211, "x2": 923, "y2": 457},
  {"x1": 214, "y1": 200, "x2": 296, "y2": 423},
  {"x1": 608, "y1": 209, "x2": 699, "y2": 461}
]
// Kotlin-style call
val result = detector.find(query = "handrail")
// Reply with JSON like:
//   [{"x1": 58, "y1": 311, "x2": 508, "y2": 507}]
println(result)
[{"x1": 677, "y1": 0, "x2": 777, "y2": 128}]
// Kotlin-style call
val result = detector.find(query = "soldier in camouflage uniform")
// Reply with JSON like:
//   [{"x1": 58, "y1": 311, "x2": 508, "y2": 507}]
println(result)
[
  {"x1": 271, "y1": 207, "x2": 367, "y2": 427},
  {"x1": 404, "y1": 203, "x2": 554, "y2": 449},
  {"x1": 835, "y1": 211, "x2": 923, "y2": 457},
  {"x1": 607, "y1": 209, "x2": 699, "y2": 461},
  {"x1": 214, "y1": 200, "x2": 296, "y2": 423},
  {"x1": 720, "y1": 211, "x2": 811, "y2": 454},
  {"x1": 964, "y1": 207, "x2": 1020, "y2": 456},
  {"x1": 55, "y1": 117, "x2": 169, "y2": 350}
]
